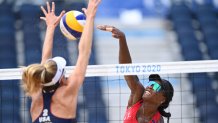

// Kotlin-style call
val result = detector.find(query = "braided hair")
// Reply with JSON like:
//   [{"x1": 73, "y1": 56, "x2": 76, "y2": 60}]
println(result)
[{"x1": 149, "y1": 74, "x2": 174, "y2": 123}]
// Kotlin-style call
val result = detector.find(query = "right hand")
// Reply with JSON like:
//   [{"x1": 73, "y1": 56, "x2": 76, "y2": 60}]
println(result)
[
  {"x1": 97, "y1": 25, "x2": 125, "y2": 39},
  {"x1": 82, "y1": 0, "x2": 101, "y2": 18},
  {"x1": 40, "y1": 2, "x2": 65, "y2": 28}
]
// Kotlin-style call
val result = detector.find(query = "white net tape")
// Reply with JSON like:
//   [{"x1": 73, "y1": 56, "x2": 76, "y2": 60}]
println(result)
[{"x1": 0, "y1": 60, "x2": 218, "y2": 80}]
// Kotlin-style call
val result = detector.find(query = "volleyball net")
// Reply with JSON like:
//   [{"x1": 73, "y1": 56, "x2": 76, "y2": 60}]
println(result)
[{"x1": 0, "y1": 60, "x2": 218, "y2": 123}]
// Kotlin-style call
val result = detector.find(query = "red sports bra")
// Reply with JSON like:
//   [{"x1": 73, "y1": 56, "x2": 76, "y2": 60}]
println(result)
[{"x1": 123, "y1": 100, "x2": 161, "y2": 123}]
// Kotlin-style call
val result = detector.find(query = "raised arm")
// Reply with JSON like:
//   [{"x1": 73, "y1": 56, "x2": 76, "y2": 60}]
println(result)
[
  {"x1": 67, "y1": 0, "x2": 101, "y2": 94},
  {"x1": 40, "y1": 2, "x2": 65, "y2": 64},
  {"x1": 97, "y1": 25, "x2": 144, "y2": 106}
]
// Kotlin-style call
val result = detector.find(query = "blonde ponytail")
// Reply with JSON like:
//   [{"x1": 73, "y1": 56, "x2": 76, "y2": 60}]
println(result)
[{"x1": 22, "y1": 61, "x2": 57, "y2": 96}]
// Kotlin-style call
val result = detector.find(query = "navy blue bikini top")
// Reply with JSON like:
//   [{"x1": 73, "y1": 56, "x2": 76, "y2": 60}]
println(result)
[{"x1": 33, "y1": 92, "x2": 77, "y2": 123}]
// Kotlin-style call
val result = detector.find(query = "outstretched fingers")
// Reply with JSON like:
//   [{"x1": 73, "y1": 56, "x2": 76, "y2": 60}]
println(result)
[
  {"x1": 58, "y1": 10, "x2": 66, "y2": 19},
  {"x1": 55, "y1": 10, "x2": 65, "y2": 24},
  {"x1": 40, "y1": 5, "x2": 47, "y2": 21},
  {"x1": 97, "y1": 25, "x2": 114, "y2": 32},
  {"x1": 51, "y1": 2, "x2": 55, "y2": 13},
  {"x1": 46, "y1": 2, "x2": 51, "y2": 13},
  {"x1": 40, "y1": 2, "x2": 54, "y2": 15},
  {"x1": 41, "y1": 6, "x2": 47, "y2": 15},
  {"x1": 97, "y1": 25, "x2": 124, "y2": 39},
  {"x1": 82, "y1": 8, "x2": 87, "y2": 16},
  {"x1": 40, "y1": 17, "x2": 46, "y2": 21},
  {"x1": 95, "y1": 0, "x2": 101, "y2": 6}
]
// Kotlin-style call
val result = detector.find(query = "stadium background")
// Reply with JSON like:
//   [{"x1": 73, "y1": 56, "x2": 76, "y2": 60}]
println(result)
[{"x1": 0, "y1": 0, "x2": 218, "y2": 123}]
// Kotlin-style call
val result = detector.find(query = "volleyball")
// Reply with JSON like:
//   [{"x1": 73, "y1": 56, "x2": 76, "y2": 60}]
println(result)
[{"x1": 60, "y1": 10, "x2": 86, "y2": 40}]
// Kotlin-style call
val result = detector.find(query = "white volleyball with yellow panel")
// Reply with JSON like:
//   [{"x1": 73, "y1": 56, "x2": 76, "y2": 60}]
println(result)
[{"x1": 60, "y1": 10, "x2": 86, "y2": 40}]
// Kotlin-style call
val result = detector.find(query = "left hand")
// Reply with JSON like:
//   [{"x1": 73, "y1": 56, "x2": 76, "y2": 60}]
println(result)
[
  {"x1": 40, "y1": 2, "x2": 65, "y2": 28},
  {"x1": 97, "y1": 25, "x2": 125, "y2": 39}
]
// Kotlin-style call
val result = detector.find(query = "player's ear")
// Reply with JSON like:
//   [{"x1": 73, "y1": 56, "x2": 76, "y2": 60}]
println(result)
[{"x1": 161, "y1": 99, "x2": 165, "y2": 104}]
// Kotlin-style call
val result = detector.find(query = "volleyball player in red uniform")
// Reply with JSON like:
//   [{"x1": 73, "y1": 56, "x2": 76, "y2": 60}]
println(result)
[{"x1": 98, "y1": 25, "x2": 174, "y2": 123}]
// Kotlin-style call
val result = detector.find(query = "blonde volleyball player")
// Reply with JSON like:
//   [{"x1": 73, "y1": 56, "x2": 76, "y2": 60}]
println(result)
[
  {"x1": 97, "y1": 25, "x2": 174, "y2": 123},
  {"x1": 22, "y1": 0, "x2": 101, "y2": 123}
]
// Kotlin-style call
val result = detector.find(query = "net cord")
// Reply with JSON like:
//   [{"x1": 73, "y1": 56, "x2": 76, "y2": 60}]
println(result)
[{"x1": 0, "y1": 60, "x2": 218, "y2": 80}]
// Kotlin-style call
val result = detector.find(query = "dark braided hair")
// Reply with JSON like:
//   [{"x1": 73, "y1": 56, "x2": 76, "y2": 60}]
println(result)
[{"x1": 149, "y1": 74, "x2": 174, "y2": 123}]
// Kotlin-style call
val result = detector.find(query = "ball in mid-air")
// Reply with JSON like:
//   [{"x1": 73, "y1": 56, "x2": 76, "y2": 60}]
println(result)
[{"x1": 60, "y1": 10, "x2": 86, "y2": 40}]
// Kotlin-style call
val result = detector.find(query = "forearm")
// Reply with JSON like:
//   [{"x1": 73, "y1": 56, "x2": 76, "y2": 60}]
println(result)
[
  {"x1": 78, "y1": 17, "x2": 94, "y2": 60},
  {"x1": 68, "y1": 17, "x2": 94, "y2": 90},
  {"x1": 41, "y1": 26, "x2": 55, "y2": 64},
  {"x1": 66, "y1": 0, "x2": 101, "y2": 95},
  {"x1": 119, "y1": 35, "x2": 132, "y2": 64},
  {"x1": 73, "y1": 16, "x2": 94, "y2": 78},
  {"x1": 118, "y1": 34, "x2": 142, "y2": 92}
]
